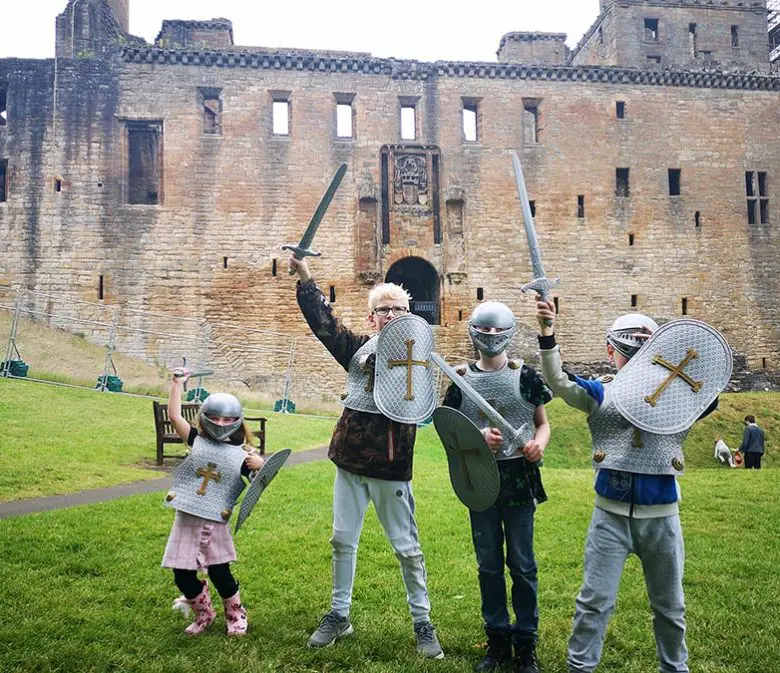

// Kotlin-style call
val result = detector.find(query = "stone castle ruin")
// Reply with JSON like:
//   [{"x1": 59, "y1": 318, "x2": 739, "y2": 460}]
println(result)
[{"x1": 1, "y1": 0, "x2": 779, "y2": 403}]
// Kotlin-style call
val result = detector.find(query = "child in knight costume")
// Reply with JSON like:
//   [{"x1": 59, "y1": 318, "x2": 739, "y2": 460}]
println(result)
[
  {"x1": 442, "y1": 301, "x2": 551, "y2": 673},
  {"x1": 289, "y1": 255, "x2": 444, "y2": 660},
  {"x1": 534, "y1": 303, "x2": 721, "y2": 673},
  {"x1": 161, "y1": 369, "x2": 264, "y2": 637}
]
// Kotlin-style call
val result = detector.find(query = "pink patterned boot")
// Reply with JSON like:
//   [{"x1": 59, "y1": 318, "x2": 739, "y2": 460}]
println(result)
[
  {"x1": 223, "y1": 590, "x2": 248, "y2": 636},
  {"x1": 180, "y1": 582, "x2": 216, "y2": 636}
]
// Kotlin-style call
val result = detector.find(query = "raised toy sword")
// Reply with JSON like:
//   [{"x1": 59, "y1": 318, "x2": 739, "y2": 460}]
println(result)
[
  {"x1": 282, "y1": 163, "x2": 347, "y2": 274},
  {"x1": 430, "y1": 352, "x2": 532, "y2": 460},
  {"x1": 511, "y1": 152, "x2": 559, "y2": 323}
]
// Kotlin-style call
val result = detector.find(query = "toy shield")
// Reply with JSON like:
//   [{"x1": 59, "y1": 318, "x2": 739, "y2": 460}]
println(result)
[
  {"x1": 374, "y1": 314, "x2": 437, "y2": 424},
  {"x1": 612, "y1": 319, "x2": 732, "y2": 434},
  {"x1": 433, "y1": 407, "x2": 500, "y2": 512},
  {"x1": 235, "y1": 449, "x2": 292, "y2": 532}
]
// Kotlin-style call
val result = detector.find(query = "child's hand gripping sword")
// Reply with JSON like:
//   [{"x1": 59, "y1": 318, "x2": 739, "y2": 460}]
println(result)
[
  {"x1": 512, "y1": 152, "x2": 560, "y2": 325},
  {"x1": 430, "y1": 353, "x2": 537, "y2": 462},
  {"x1": 282, "y1": 163, "x2": 347, "y2": 274}
]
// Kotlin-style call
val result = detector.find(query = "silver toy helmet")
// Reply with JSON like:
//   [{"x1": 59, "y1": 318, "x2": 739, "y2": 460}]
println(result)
[
  {"x1": 468, "y1": 301, "x2": 518, "y2": 357},
  {"x1": 606, "y1": 313, "x2": 659, "y2": 359},
  {"x1": 199, "y1": 392, "x2": 244, "y2": 442}
]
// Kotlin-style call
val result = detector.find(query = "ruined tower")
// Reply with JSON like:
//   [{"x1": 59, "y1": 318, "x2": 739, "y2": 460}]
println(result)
[{"x1": 55, "y1": 0, "x2": 129, "y2": 59}]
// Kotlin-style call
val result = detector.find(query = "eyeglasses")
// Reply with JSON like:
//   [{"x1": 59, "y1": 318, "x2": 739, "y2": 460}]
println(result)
[{"x1": 373, "y1": 306, "x2": 408, "y2": 317}]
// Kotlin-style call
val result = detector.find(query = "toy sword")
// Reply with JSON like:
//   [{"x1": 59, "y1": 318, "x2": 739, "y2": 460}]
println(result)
[
  {"x1": 282, "y1": 163, "x2": 348, "y2": 274},
  {"x1": 430, "y1": 352, "x2": 533, "y2": 460},
  {"x1": 511, "y1": 152, "x2": 559, "y2": 324}
]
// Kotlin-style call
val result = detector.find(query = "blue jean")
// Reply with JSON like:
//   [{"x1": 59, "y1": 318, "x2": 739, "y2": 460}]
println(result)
[{"x1": 469, "y1": 502, "x2": 538, "y2": 641}]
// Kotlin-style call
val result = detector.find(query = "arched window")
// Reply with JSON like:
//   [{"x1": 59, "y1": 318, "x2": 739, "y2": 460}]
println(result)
[{"x1": 385, "y1": 257, "x2": 440, "y2": 325}]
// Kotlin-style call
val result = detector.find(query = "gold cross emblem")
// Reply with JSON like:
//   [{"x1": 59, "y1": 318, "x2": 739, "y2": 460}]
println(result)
[
  {"x1": 644, "y1": 349, "x2": 703, "y2": 407},
  {"x1": 387, "y1": 339, "x2": 429, "y2": 401},
  {"x1": 196, "y1": 462, "x2": 221, "y2": 495}
]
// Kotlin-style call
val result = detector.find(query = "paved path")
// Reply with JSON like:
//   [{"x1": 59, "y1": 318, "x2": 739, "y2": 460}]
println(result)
[{"x1": 0, "y1": 446, "x2": 329, "y2": 519}]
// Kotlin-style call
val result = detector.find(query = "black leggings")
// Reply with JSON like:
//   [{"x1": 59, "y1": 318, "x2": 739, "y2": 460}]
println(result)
[{"x1": 173, "y1": 564, "x2": 239, "y2": 600}]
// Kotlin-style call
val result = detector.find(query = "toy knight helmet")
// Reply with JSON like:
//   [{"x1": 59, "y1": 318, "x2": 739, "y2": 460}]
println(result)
[
  {"x1": 468, "y1": 302, "x2": 517, "y2": 357},
  {"x1": 606, "y1": 313, "x2": 659, "y2": 359},
  {"x1": 199, "y1": 393, "x2": 244, "y2": 442}
]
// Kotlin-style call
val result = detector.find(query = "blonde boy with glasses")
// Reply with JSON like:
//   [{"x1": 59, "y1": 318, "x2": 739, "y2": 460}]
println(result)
[{"x1": 289, "y1": 255, "x2": 443, "y2": 660}]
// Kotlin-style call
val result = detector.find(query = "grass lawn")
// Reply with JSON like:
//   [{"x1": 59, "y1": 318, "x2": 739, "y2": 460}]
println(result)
[
  {"x1": 1, "y1": 448, "x2": 779, "y2": 673},
  {"x1": 0, "y1": 378, "x2": 337, "y2": 502}
]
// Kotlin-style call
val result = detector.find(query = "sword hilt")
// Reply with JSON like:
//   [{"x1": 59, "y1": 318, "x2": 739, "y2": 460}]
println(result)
[
  {"x1": 281, "y1": 245, "x2": 322, "y2": 274},
  {"x1": 502, "y1": 423, "x2": 542, "y2": 466},
  {"x1": 522, "y1": 276, "x2": 560, "y2": 328}
]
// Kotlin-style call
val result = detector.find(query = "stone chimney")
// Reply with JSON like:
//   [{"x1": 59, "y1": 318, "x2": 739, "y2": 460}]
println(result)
[
  {"x1": 497, "y1": 32, "x2": 568, "y2": 65},
  {"x1": 156, "y1": 18, "x2": 234, "y2": 49}
]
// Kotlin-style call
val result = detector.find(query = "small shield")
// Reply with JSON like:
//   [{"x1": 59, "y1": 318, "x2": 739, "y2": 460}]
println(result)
[
  {"x1": 433, "y1": 407, "x2": 500, "y2": 512},
  {"x1": 612, "y1": 319, "x2": 733, "y2": 434},
  {"x1": 374, "y1": 314, "x2": 437, "y2": 424},
  {"x1": 235, "y1": 449, "x2": 292, "y2": 532}
]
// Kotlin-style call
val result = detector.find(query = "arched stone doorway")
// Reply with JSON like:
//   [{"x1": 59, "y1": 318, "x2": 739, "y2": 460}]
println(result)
[{"x1": 386, "y1": 257, "x2": 440, "y2": 325}]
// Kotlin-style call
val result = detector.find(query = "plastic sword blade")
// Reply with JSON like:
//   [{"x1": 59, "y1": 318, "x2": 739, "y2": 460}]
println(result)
[
  {"x1": 281, "y1": 163, "x2": 348, "y2": 268},
  {"x1": 430, "y1": 352, "x2": 529, "y2": 458},
  {"x1": 511, "y1": 152, "x2": 560, "y2": 301}
]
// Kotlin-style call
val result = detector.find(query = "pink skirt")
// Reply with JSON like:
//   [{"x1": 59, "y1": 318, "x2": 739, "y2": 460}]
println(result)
[{"x1": 161, "y1": 511, "x2": 237, "y2": 570}]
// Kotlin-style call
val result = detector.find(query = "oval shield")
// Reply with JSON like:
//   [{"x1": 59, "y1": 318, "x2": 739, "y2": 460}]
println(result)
[
  {"x1": 433, "y1": 407, "x2": 500, "y2": 512},
  {"x1": 374, "y1": 314, "x2": 437, "y2": 424},
  {"x1": 611, "y1": 319, "x2": 733, "y2": 434},
  {"x1": 235, "y1": 449, "x2": 291, "y2": 532}
]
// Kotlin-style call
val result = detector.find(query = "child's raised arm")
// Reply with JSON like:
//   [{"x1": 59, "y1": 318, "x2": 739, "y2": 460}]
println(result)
[{"x1": 168, "y1": 368, "x2": 192, "y2": 442}]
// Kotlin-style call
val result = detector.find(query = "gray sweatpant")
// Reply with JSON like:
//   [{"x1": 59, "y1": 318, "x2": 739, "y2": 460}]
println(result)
[
  {"x1": 329, "y1": 468, "x2": 431, "y2": 624},
  {"x1": 568, "y1": 507, "x2": 688, "y2": 673}
]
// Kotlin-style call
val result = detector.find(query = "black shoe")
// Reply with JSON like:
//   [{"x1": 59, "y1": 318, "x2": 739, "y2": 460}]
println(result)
[
  {"x1": 513, "y1": 641, "x2": 541, "y2": 673},
  {"x1": 475, "y1": 629, "x2": 512, "y2": 672}
]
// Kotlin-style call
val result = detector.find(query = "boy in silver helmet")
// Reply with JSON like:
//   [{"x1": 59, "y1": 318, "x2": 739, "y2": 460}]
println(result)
[
  {"x1": 535, "y1": 301, "x2": 718, "y2": 673},
  {"x1": 443, "y1": 301, "x2": 552, "y2": 673}
]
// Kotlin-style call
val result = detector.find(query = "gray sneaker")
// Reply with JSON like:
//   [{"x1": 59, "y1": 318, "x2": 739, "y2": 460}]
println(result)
[
  {"x1": 307, "y1": 611, "x2": 354, "y2": 648},
  {"x1": 414, "y1": 620, "x2": 444, "y2": 659}
]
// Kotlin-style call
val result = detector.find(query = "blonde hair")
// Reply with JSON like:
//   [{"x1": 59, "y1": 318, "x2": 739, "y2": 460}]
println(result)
[{"x1": 367, "y1": 283, "x2": 412, "y2": 312}]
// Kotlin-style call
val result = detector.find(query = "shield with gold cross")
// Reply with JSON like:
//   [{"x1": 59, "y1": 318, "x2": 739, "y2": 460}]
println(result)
[
  {"x1": 164, "y1": 436, "x2": 248, "y2": 523},
  {"x1": 611, "y1": 319, "x2": 733, "y2": 434},
  {"x1": 374, "y1": 314, "x2": 437, "y2": 424},
  {"x1": 433, "y1": 406, "x2": 500, "y2": 512}
]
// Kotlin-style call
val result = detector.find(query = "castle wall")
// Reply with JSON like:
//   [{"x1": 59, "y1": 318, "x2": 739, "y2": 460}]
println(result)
[{"x1": 2, "y1": 13, "x2": 780, "y2": 399}]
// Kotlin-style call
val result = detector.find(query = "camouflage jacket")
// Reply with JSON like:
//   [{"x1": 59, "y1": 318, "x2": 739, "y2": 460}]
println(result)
[{"x1": 297, "y1": 278, "x2": 417, "y2": 482}]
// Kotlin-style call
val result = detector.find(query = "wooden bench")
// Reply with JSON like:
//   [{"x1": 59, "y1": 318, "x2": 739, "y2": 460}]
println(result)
[{"x1": 153, "y1": 401, "x2": 267, "y2": 465}]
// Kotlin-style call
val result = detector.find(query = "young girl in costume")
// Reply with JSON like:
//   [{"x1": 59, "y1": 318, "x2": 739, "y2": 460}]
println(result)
[{"x1": 162, "y1": 368, "x2": 264, "y2": 636}]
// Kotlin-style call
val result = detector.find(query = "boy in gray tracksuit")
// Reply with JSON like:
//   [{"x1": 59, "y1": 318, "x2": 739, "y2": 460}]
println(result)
[{"x1": 535, "y1": 302, "x2": 717, "y2": 673}]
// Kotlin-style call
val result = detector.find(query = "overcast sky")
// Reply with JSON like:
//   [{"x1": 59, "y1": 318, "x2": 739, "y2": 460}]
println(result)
[{"x1": 1, "y1": 0, "x2": 601, "y2": 62}]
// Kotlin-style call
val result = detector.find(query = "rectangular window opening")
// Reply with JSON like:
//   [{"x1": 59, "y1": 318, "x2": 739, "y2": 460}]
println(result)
[
  {"x1": 644, "y1": 18, "x2": 659, "y2": 41},
  {"x1": 647, "y1": 55, "x2": 662, "y2": 66},
  {"x1": 477, "y1": 287, "x2": 484, "y2": 301},
  {"x1": 681, "y1": 297, "x2": 688, "y2": 315},
  {"x1": 629, "y1": 233, "x2": 635, "y2": 246},
  {"x1": 598, "y1": 26, "x2": 604, "y2": 44},
  {"x1": 98, "y1": 275, "x2": 104, "y2": 301},
  {"x1": 0, "y1": 86, "x2": 7, "y2": 126},
  {"x1": 762, "y1": 357, "x2": 768, "y2": 369},
  {"x1": 577, "y1": 195, "x2": 585, "y2": 218},
  {"x1": 223, "y1": 256, "x2": 228, "y2": 269},
  {"x1": 458, "y1": 309, "x2": 463, "y2": 322},
  {"x1": 616, "y1": 101, "x2": 625, "y2": 119},
  {"x1": 731, "y1": 25, "x2": 739, "y2": 48},
  {"x1": 523, "y1": 101, "x2": 539, "y2": 144},
  {"x1": 126, "y1": 122, "x2": 162, "y2": 205},
  {"x1": 747, "y1": 199, "x2": 757, "y2": 224},
  {"x1": 746, "y1": 171, "x2": 755, "y2": 197},
  {"x1": 401, "y1": 105, "x2": 416, "y2": 141},
  {"x1": 758, "y1": 171, "x2": 767, "y2": 197},
  {"x1": 616, "y1": 168, "x2": 630, "y2": 197},
  {"x1": 272, "y1": 100, "x2": 290, "y2": 136},
  {"x1": 553, "y1": 297, "x2": 560, "y2": 314},
  {"x1": 55, "y1": 178, "x2": 62, "y2": 193},
  {"x1": 668, "y1": 168, "x2": 681, "y2": 196},
  {"x1": 529, "y1": 200, "x2": 536, "y2": 217},
  {"x1": 689, "y1": 23, "x2": 698, "y2": 57},
  {"x1": 631, "y1": 294, "x2": 638, "y2": 307},
  {"x1": 760, "y1": 199, "x2": 769, "y2": 224},
  {"x1": 462, "y1": 101, "x2": 478, "y2": 142},
  {"x1": 0, "y1": 159, "x2": 7, "y2": 202},
  {"x1": 272, "y1": 258, "x2": 277, "y2": 277},
  {"x1": 203, "y1": 96, "x2": 221, "y2": 135},
  {"x1": 336, "y1": 103, "x2": 353, "y2": 139},
  {"x1": 695, "y1": 211, "x2": 701, "y2": 228},
  {"x1": 329, "y1": 286, "x2": 336, "y2": 303}
]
